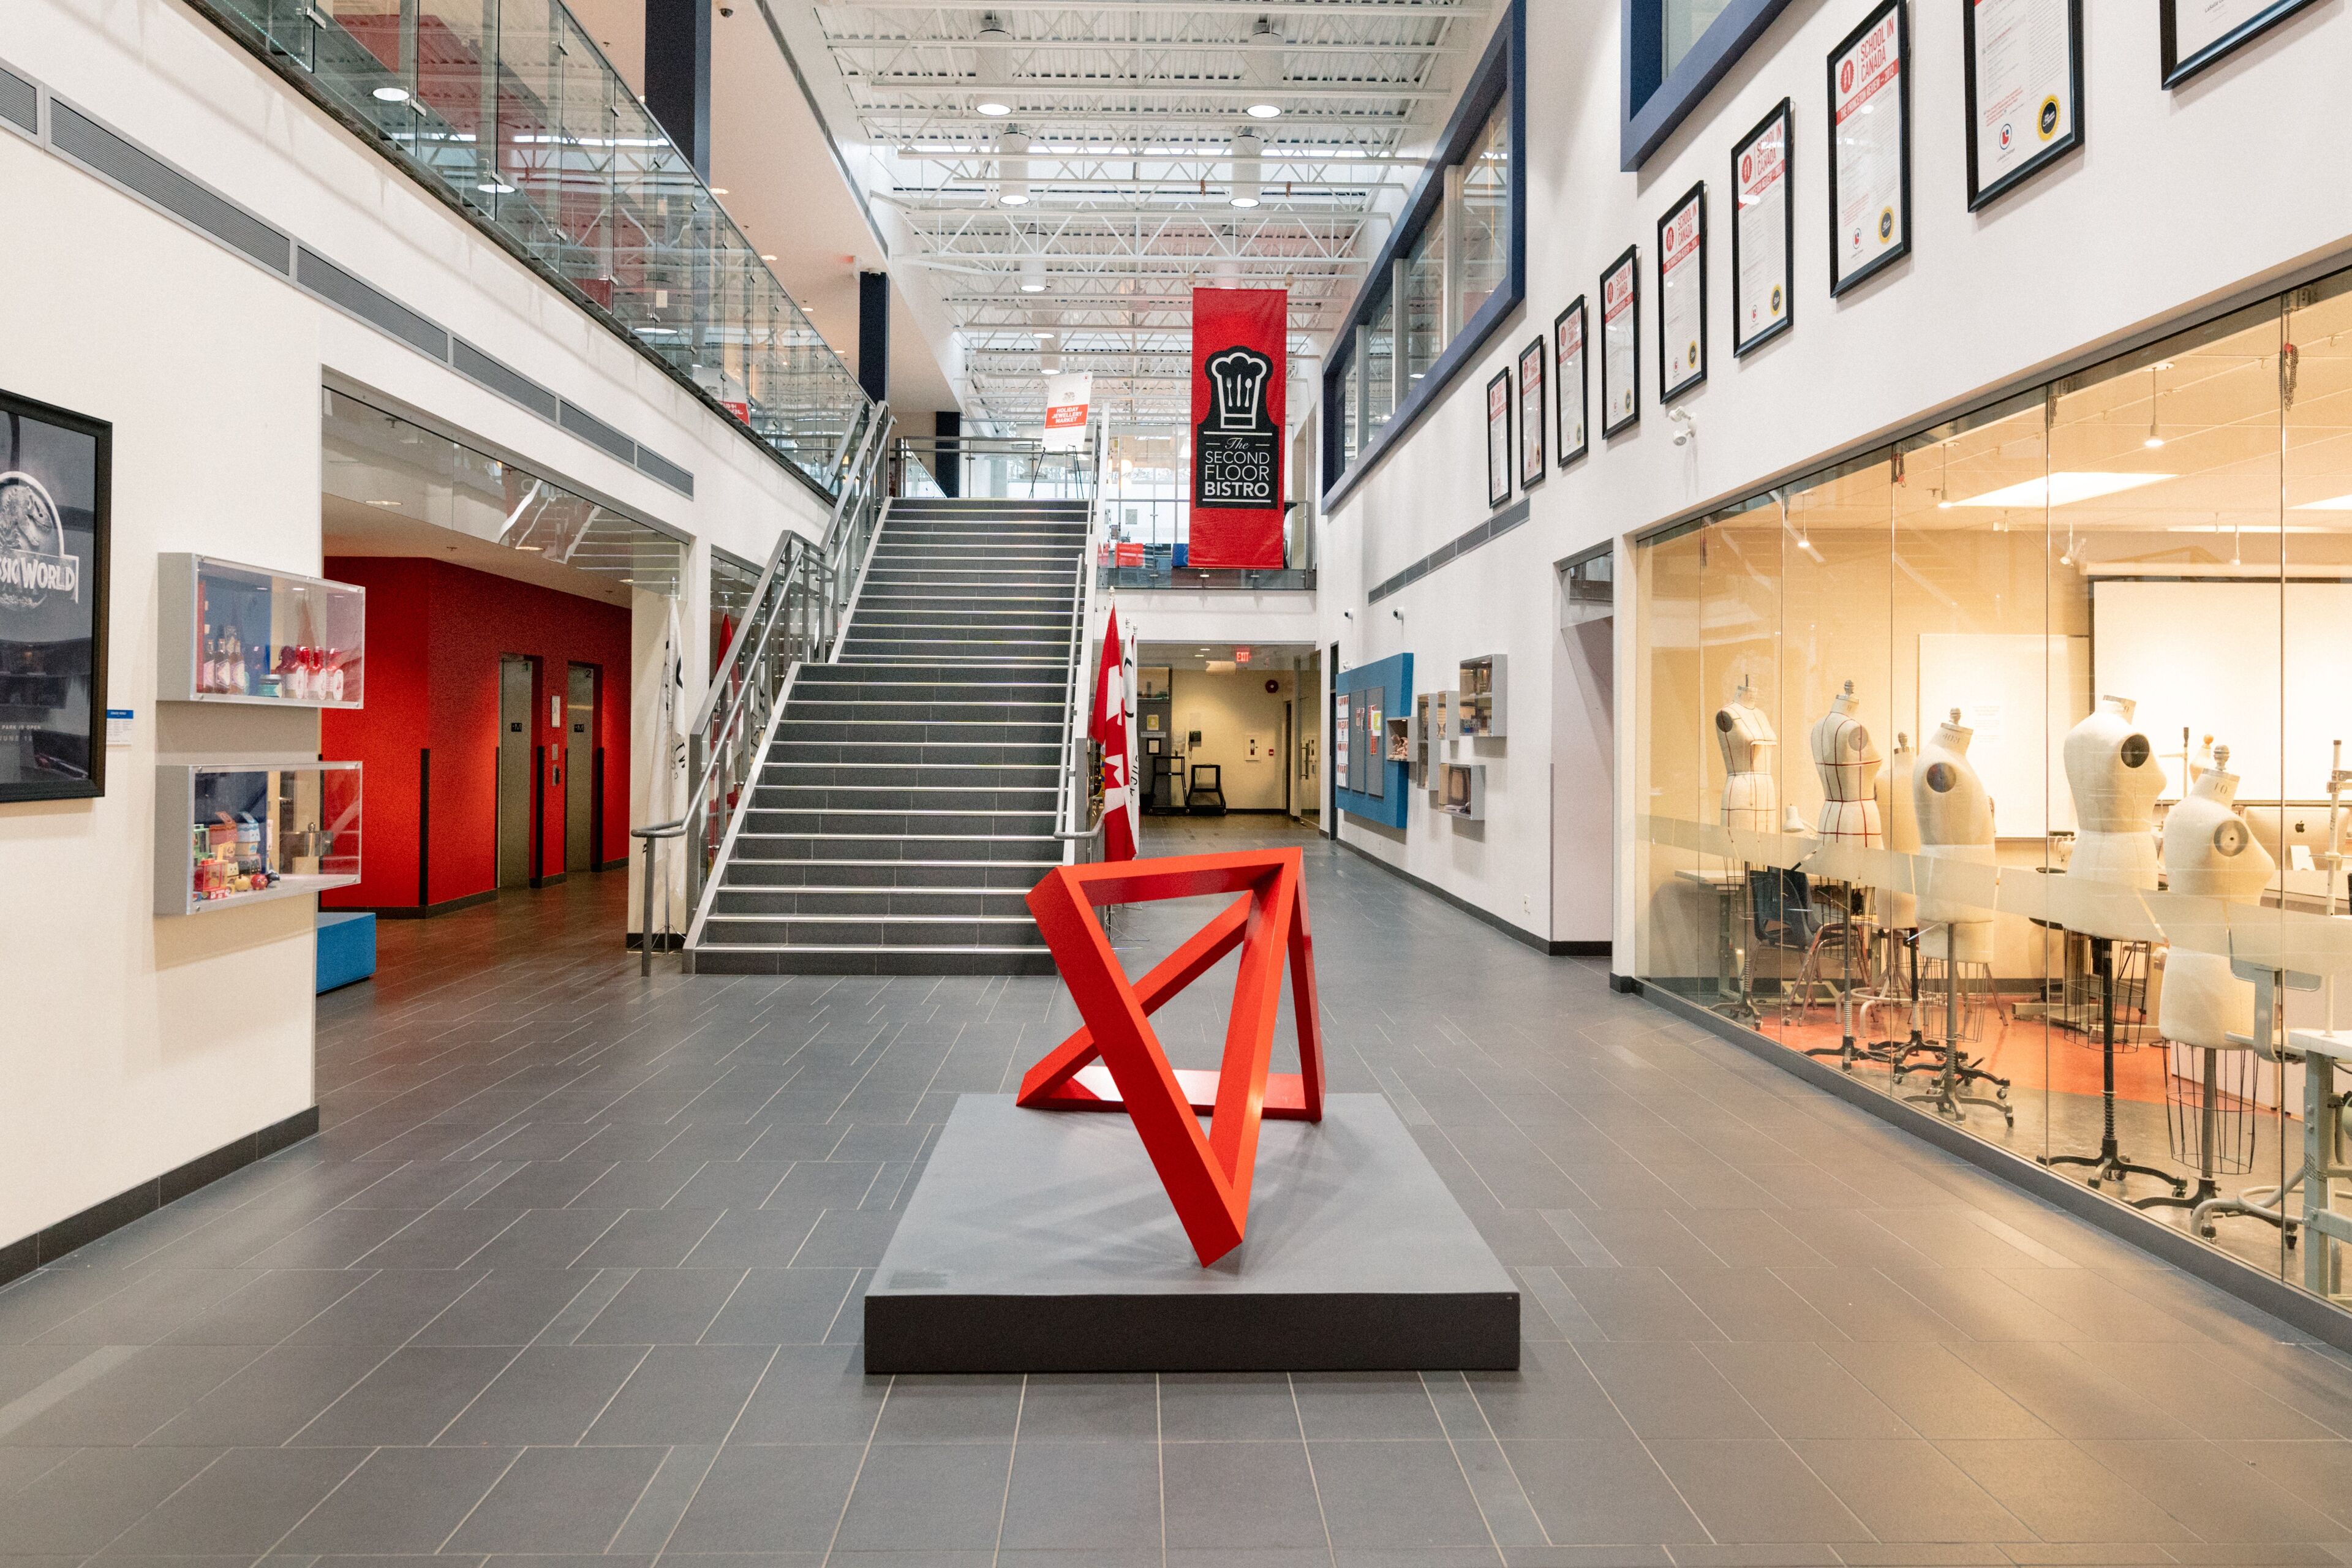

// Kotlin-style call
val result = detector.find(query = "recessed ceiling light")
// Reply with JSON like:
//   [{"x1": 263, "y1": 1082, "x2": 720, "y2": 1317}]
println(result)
[
  {"x1": 760, "y1": 253, "x2": 778, "y2": 261},
  {"x1": 2292, "y1": 492, "x2": 2352, "y2": 511},
  {"x1": 1947, "y1": 472, "x2": 2174, "y2": 508},
  {"x1": 372, "y1": 85, "x2": 410, "y2": 104}
]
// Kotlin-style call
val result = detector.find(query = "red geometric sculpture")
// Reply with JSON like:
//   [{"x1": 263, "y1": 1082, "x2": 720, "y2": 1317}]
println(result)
[{"x1": 1019, "y1": 849, "x2": 1325, "y2": 1266}]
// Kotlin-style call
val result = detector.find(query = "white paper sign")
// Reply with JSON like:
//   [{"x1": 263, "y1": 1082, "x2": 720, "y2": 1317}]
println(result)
[
  {"x1": 1831, "y1": 6, "x2": 1907, "y2": 290},
  {"x1": 1601, "y1": 254, "x2": 1638, "y2": 432},
  {"x1": 1733, "y1": 111, "x2": 1790, "y2": 350},
  {"x1": 1042, "y1": 371, "x2": 1092, "y2": 452},
  {"x1": 1970, "y1": 0, "x2": 2074, "y2": 198},
  {"x1": 2174, "y1": 0, "x2": 2292, "y2": 56},
  {"x1": 106, "y1": 708, "x2": 133, "y2": 747},
  {"x1": 1658, "y1": 193, "x2": 1705, "y2": 399}
]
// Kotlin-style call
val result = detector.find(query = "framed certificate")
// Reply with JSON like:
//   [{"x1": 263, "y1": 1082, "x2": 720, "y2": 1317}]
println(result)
[
  {"x1": 0, "y1": 387, "x2": 112, "y2": 803},
  {"x1": 1517, "y1": 337, "x2": 1547, "y2": 490},
  {"x1": 1554, "y1": 298, "x2": 1590, "y2": 466},
  {"x1": 1656, "y1": 183, "x2": 1707, "y2": 403},
  {"x1": 1485, "y1": 368, "x2": 1513, "y2": 510},
  {"x1": 1964, "y1": 0, "x2": 2082, "y2": 209},
  {"x1": 2162, "y1": 0, "x2": 2320, "y2": 87},
  {"x1": 1731, "y1": 99, "x2": 1793, "y2": 356},
  {"x1": 1600, "y1": 247, "x2": 1640, "y2": 438},
  {"x1": 1827, "y1": 0, "x2": 1910, "y2": 296}
]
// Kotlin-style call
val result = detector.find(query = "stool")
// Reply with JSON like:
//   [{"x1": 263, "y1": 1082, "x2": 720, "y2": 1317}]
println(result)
[
  {"x1": 1187, "y1": 764, "x2": 1227, "y2": 816},
  {"x1": 317, "y1": 910, "x2": 377, "y2": 993}
]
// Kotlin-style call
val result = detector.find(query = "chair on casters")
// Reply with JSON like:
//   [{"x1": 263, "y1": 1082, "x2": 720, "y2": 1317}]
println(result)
[
  {"x1": 1186, "y1": 764, "x2": 1227, "y2": 816},
  {"x1": 1747, "y1": 869, "x2": 1855, "y2": 1047}
]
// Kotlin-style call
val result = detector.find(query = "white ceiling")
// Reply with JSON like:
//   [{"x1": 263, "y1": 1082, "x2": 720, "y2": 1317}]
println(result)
[{"x1": 565, "y1": 1, "x2": 1502, "y2": 434}]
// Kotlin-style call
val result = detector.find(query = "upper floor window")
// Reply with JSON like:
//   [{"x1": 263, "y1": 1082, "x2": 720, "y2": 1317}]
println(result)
[{"x1": 1623, "y1": 0, "x2": 1795, "y2": 170}]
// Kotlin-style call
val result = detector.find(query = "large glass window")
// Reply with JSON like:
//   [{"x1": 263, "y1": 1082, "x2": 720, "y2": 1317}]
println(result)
[
  {"x1": 1404, "y1": 222, "x2": 1444, "y2": 387},
  {"x1": 1453, "y1": 93, "x2": 1511, "y2": 331},
  {"x1": 1632, "y1": 271, "x2": 2352, "y2": 1319},
  {"x1": 1365, "y1": 287, "x2": 1396, "y2": 439}
]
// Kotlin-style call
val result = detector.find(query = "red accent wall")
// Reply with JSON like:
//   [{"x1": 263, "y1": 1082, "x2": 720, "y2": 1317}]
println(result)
[{"x1": 322, "y1": 557, "x2": 633, "y2": 911}]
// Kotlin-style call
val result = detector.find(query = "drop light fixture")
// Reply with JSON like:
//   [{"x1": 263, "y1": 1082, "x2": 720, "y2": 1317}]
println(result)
[
  {"x1": 997, "y1": 129, "x2": 1030, "y2": 205},
  {"x1": 2144, "y1": 362, "x2": 2166, "y2": 449},
  {"x1": 974, "y1": 12, "x2": 1013, "y2": 116},
  {"x1": 372, "y1": 85, "x2": 410, "y2": 104},
  {"x1": 1947, "y1": 472, "x2": 2174, "y2": 508},
  {"x1": 1229, "y1": 131, "x2": 1263, "y2": 208},
  {"x1": 1243, "y1": 17, "x2": 1284, "y2": 119},
  {"x1": 1020, "y1": 254, "x2": 1047, "y2": 293}
]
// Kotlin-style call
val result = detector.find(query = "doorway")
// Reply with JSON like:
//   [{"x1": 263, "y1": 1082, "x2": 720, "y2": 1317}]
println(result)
[
  {"x1": 565, "y1": 662, "x2": 599, "y2": 874},
  {"x1": 496, "y1": 654, "x2": 537, "y2": 889}
]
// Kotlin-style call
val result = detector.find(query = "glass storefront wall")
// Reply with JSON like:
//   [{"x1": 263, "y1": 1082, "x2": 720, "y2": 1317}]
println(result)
[{"x1": 1635, "y1": 270, "x2": 2352, "y2": 1315}]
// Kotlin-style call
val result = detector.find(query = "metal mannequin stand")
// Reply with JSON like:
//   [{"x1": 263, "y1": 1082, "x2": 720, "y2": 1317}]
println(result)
[
  {"x1": 1899, "y1": 935, "x2": 2012, "y2": 1125},
  {"x1": 2135, "y1": 1040, "x2": 2256, "y2": 1226},
  {"x1": 2042, "y1": 935, "x2": 2185, "y2": 1195},
  {"x1": 2191, "y1": 960, "x2": 2321, "y2": 1246}
]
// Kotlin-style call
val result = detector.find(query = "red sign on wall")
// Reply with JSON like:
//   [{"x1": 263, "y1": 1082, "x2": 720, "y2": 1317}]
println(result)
[{"x1": 1189, "y1": 287, "x2": 1287, "y2": 568}]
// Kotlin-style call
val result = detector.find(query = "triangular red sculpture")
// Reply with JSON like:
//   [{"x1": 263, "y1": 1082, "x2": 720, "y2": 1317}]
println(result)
[{"x1": 1019, "y1": 849, "x2": 1325, "y2": 1266}]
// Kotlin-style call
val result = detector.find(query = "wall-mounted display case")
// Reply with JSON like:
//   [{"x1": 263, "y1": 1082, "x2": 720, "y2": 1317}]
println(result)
[
  {"x1": 1457, "y1": 654, "x2": 1507, "y2": 738},
  {"x1": 154, "y1": 761, "x2": 361, "y2": 916},
  {"x1": 1438, "y1": 761, "x2": 1486, "y2": 820},
  {"x1": 159, "y1": 554, "x2": 364, "y2": 707},
  {"x1": 1385, "y1": 714, "x2": 1411, "y2": 763}
]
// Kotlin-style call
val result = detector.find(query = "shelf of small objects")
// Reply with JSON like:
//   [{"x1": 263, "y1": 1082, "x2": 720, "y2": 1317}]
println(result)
[
  {"x1": 157, "y1": 553, "x2": 364, "y2": 709},
  {"x1": 156, "y1": 759, "x2": 361, "y2": 917}
]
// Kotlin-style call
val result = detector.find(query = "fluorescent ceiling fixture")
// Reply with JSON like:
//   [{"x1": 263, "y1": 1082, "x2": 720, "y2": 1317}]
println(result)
[
  {"x1": 1947, "y1": 472, "x2": 2174, "y2": 508},
  {"x1": 372, "y1": 85, "x2": 410, "y2": 104},
  {"x1": 2291, "y1": 492, "x2": 2352, "y2": 510}
]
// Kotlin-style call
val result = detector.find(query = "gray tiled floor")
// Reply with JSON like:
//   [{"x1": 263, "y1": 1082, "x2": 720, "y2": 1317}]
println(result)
[{"x1": 5, "y1": 815, "x2": 2352, "y2": 1567}]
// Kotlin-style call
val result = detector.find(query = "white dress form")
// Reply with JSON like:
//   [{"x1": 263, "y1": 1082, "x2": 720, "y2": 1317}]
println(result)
[
  {"x1": 1716, "y1": 679, "x2": 1780, "y2": 834},
  {"x1": 1880, "y1": 733, "x2": 1920, "y2": 927},
  {"x1": 1915, "y1": 709, "x2": 1997, "y2": 965},
  {"x1": 2064, "y1": 695, "x2": 2163, "y2": 927},
  {"x1": 2158, "y1": 745, "x2": 2276, "y2": 1050},
  {"x1": 1810, "y1": 680, "x2": 1883, "y2": 845}
]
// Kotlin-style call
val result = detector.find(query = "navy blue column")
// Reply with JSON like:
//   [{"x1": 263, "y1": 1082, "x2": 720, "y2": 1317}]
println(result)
[
  {"x1": 858, "y1": 271, "x2": 890, "y2": 405},
  {"x1": 644, "y1": 0, "x2": 712, "y2": 181},
  {"x1": 935, "y1": 410, "x2": 962, "y2": 498}
]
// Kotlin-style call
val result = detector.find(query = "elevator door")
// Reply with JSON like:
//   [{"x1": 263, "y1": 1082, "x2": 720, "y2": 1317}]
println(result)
[
  {"x1": 565, "y1": 663, "x2": 597, "y2": 873},
  {"x1": 496, "y1": 655, "x2": 534, "y2": 889}
]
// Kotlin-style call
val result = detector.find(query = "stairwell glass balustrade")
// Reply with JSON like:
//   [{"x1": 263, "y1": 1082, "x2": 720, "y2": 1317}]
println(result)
[{"x1": 194, "y1": 0, "x2": 870, "y2": 497}]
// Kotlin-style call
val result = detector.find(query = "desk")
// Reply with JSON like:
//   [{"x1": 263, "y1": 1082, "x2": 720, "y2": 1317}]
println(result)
[{"x1": 2282, "y1": 1028, "x2": 2352, "y2": 1302}]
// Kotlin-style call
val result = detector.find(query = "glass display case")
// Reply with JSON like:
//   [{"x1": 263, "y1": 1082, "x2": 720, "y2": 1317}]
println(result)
[
  {"x1": 1630, "y1": 262, "x2": 2352, "y2": 1319},
  {"x1": 1438, "y1": 761, "x2": 1486, "y2": 820},
  {"x1": 154, "y1": 761, "x2": 361, "y2": 915},
  {"x1": 158, "y1": 554, "x2": 364, "y2": 707},
  {"x1": 1457, "y1": 654, "x2": 1507, "y2": 738}
]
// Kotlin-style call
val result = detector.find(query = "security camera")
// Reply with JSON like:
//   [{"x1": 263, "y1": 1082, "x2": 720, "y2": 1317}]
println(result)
[
  {"x1": 1668, "y1": 407, "x2": 1695, "y2": 447},
  {"x1": 1390, "y1": 608, "x2": 1403, "y2": 621}
]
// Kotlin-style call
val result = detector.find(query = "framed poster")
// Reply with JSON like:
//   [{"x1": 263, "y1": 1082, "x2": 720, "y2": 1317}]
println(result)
[
  {"x1": 1656, "y1": 183, "x2": 1708, "y2": 403},
  {"x1": 1334, "y1": 692, "x2": 1350, "y2": 791},
  {"x1": 1827, "y1": 0, "x2": 1910, "y2": 296},
  {"x1": 1731, "y1": 99, "x2": 1793, "y2": 356},
  {"x1": 0, "y1": 390, "x2": 111, "y2": 803},
  {"x1": 1517, "y1": 337, "x2": 1547, "y2": 490},
  {"x1": 1964, "y1": 0, "x2": 2083, "y2": 210},
  {"x1": 2162, "y1": 0, "x2": 2320, "y2": 87},
  {"x1": 1485, "y1": 368, "x2": 1513, "y2": 510},
  {"x1": 1554, "y1": 298, "x2": 1590, "y2": 466},
  {"x1": 1600, "y1": 246, "x2": 1641, "y2": 438}
]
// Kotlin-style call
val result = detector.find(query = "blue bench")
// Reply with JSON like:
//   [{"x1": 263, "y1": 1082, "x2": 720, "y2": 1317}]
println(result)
[{"x1": 316, "y1": 910, "x2": 377, "y2": 993}]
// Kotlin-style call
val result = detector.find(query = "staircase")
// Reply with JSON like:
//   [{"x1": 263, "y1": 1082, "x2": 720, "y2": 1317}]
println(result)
[{"x1": 689, "y1": 496, "x2": 1092, "y2": 974}]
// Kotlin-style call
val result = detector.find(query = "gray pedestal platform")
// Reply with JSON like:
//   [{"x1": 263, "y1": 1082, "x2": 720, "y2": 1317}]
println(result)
[{"x1": 865, "y1": 1093, "x2": 1519, "y2": 1373}]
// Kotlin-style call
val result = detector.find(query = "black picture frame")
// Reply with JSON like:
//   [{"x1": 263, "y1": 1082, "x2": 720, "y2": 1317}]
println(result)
[
  {"x1": 1485, "y1": 368, "x2": 1513, "y2": 510},
  {"x1": 1963, "y1": 0, "x2": 2084, "y2": 211},
  {"x1": 1656, "y1": 181, "x2": 1709, "y2": 404},
  {"x1": 1517, "y1": 337, "x2": 1547, "y2": 491},
  {"x1": 0, "y1": 388, "x2": 111, "y2": 805},
  {"x1": 2161, "y1": 0, "x2": 2320, "y2": 88},
  {"x1": 1826, "y1": 0, "x2": 1912, "y2": 298},
  {"x1": 1554, "y1": 297, "x2": 1591, "y2": 467},
  {"x1": 1599, "y1": 246, "x2": 1642, "y2": 439},
  {"x1": 1730, "y1": 97, "x2": 1795, "y2": 357}
]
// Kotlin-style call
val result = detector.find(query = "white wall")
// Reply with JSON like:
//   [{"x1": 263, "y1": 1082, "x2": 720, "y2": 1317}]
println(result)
[
  {"x1": 1322, "y1": 0, "x2": 2352, "y2": 959},
  {"x1": 1166, "y1": 670, "x2": 1298, "y2": 813},
  {"x1": 0, "y1": 0, "x2": 840, "y2": 1251}
]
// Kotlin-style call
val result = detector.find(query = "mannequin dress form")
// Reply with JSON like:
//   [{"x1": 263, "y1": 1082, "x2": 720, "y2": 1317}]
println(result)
[
  {"x1": 2144, "y1": 745, "x2": 2275, "y2": 1219},
  {"x1": 1811, "y1": 681, "x2": 1884, "y2": 844},
  {"x1": 1901, "y1": 711, "x2": 2012, "y2": 1123},
  {"x1": 2048, "y1": 694, "x2": 2180, "y2": 1193},
  {"x1": 1716, "y1": 679, "x2": 1779, "y2": 834}
]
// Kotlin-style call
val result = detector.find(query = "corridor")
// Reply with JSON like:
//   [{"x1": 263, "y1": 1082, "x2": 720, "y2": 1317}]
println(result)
[{"x1": 1, "y1": 829, "x2": 2350, "y2": 1567}]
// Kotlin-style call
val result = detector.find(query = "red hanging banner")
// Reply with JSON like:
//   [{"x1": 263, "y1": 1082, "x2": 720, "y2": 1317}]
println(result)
[{"x1": 1189, "y1": 287, "x2": 1287, "y2": 568}]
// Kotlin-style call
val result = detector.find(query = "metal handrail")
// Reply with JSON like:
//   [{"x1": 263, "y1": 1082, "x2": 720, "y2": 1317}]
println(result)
[
  {"x1": 631, "y1": 402, "x2": 892, "y2": 967},
  {"x1": 1057, "y1": 420, "x2": 1112, "y2": 861}
]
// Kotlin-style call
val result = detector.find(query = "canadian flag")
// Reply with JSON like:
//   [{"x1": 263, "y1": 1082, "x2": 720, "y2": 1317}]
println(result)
[{"x1": 1091, "y1": 604, "x2": 1139, "y2": 861}]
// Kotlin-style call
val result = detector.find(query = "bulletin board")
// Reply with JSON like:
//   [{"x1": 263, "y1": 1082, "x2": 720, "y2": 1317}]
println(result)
[{"x1": 1334, "y1": 651, "x2": 1412, "y2": 827}]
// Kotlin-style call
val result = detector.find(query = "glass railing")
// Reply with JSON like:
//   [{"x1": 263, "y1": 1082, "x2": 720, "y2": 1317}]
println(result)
[
  {"x1": 1095, "y1": 497, "x2": 1316, "y2": 590},
  {"x1": 192, "y1": 0, "x2": 872, "y2": 496}
]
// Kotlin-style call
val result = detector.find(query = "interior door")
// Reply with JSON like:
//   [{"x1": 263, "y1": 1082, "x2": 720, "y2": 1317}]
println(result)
[
  {"x1": 565, "y1": 663, "x2": 596, "y2": 873},
  {"x1": 496, "y1": 655, "x2": 533, "y2": 889}
]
